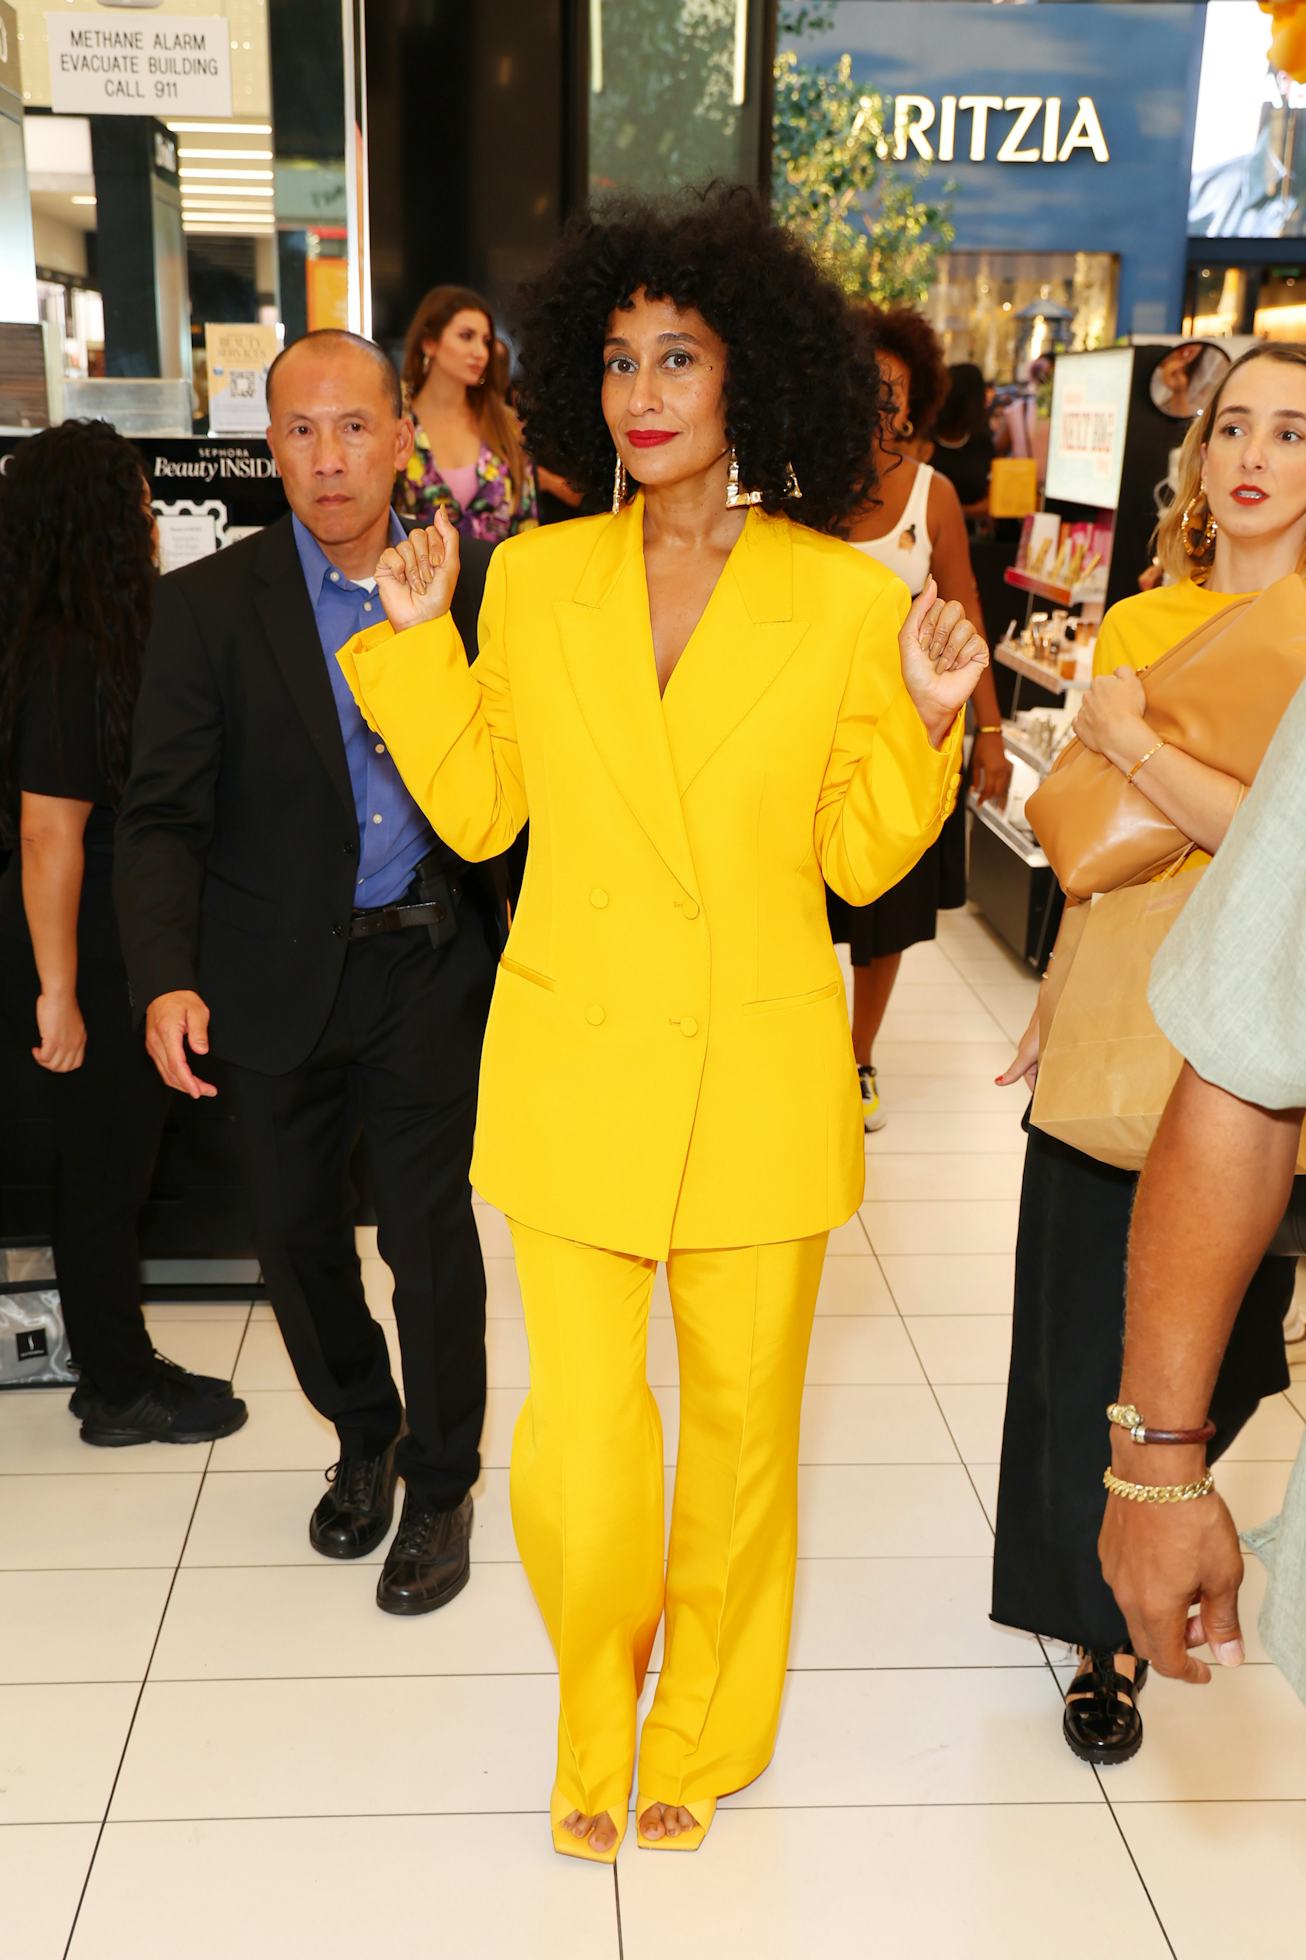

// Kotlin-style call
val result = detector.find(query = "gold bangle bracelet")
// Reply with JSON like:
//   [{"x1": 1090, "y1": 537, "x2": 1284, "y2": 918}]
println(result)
[
  {"x1": 1102, "y1": 1467, "x2": 1214, "y2": 1505},
  {"x1": 977, "y1": 724, "x2": 1003, "y2": 735},
  {"x1": 1125, "y1": 739, "x2": 1167, "y2": 786}
]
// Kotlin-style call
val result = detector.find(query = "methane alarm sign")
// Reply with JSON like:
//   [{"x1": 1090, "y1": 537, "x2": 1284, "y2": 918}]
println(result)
[{"x1": 45, "y1": 13, "x2": 233, "y2": 118}]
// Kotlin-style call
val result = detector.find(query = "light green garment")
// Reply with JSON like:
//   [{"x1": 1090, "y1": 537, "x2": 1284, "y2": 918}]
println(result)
[
  {"x1": 1242, "y1": 1442, "x2": 1306, "y2": 1706},
  {"x1": 1149, "y1": 676, "x2": 1306, "y2": 1702},
  {"x1": 1149, "y1": 676, "x2": 1306, "y2": 1110}
]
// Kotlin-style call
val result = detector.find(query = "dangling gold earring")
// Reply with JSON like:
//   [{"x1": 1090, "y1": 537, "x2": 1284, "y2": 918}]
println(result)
[
  {"x1": 783, "y1": 462, "x2": 803, "y2": 502},
  {"x1": 1181, "y1": 487, "x2": 1217, "y2": 559},
  {"x1": 612, "y1": 454, "x2": 627, "y2": 517},
  {"x1": 726, "y1": 449, "x2": 764, "y2": 510}
]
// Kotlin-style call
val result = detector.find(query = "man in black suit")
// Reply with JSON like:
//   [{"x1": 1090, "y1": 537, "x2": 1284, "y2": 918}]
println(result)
[{"x1": 116, "y1": 330, "x2": 498, "y2": 1614}]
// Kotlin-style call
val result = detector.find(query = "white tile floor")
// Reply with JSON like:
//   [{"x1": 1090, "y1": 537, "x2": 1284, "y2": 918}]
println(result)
[{"x1": 6, "y1": 905, "x2": 1306, "y2": 1958}]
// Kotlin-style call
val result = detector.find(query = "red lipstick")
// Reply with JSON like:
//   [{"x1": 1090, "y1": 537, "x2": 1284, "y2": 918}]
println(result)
[{"x1": 628, "y1": 430, "x2": 677, "y2": 449}]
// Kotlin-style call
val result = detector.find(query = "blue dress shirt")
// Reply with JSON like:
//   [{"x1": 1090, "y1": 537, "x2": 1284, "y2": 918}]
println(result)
[{"x1": 292, "y1": 512, "x2": 435, "y2": 909}]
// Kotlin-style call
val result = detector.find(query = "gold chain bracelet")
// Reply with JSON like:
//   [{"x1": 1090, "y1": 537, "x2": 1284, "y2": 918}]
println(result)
[{"x1": 1102, "y1": 1467, "x2": 1215, "y2": 1505}]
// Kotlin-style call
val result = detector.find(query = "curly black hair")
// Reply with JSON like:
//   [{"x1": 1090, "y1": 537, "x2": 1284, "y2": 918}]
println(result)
[
  {"x1": 514, "y1": 184, "x2": 892, "y2": 533},
  {"x1": 863, "y1": 305, "x2": 951, "y2": 442},
  {"x1": 0, "y1": 420, "x2": 155, "y2": 841}
]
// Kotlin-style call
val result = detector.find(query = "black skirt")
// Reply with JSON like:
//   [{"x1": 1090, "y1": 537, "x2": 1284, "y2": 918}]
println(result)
[
  {"x1": 991, "y1": 1116, "x2": 1293, "y2": 1652},
  {"x1": 826, "y1": 789, "x2": 967, "y2": 964}
]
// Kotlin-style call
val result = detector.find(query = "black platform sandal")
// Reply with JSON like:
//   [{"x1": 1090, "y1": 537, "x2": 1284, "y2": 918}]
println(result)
[{"x1": 1062, "y1": 1648, "x2": 1150, "y2": 1766}]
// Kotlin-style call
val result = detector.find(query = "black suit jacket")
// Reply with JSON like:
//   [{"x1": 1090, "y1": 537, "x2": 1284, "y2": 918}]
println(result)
[{"x1": 115, "y1": 514, "x2": 497, "y2": 1074}]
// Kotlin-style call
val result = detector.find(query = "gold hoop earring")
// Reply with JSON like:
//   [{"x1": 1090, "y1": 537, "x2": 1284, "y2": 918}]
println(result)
[
  {"x1": 612, "y1": 454, "x2": 628, "y2": 517},
  {"x1": 1181, "y1": 489, "x2": 1217, "y2": 559},
  {"x1": 900, "y1": 417, "x2": 915, "y2": 441},
  {"x1": 726, "y1": 448, "x2": 764, "y2": 509}
]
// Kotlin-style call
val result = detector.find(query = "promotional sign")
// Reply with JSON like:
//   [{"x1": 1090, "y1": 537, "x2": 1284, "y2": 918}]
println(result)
[
  {"x1": 1044, "y1": 348, "x2": 1134, "y2": 510},
  {"x1": 205, "y1": 324, "x2": 279, "y2": 437},
  {"x1": 45, "y1": 12, "x2": 232, "y2": 118},
  {"x1": 2, "y1": 435, "x2": 287, "y2": 554}
]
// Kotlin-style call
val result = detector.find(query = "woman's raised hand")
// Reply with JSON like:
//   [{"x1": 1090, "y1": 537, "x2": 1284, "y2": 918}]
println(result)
[
  {"x1": 375, "y1": 505, "x2": 461, "y2": 631},
  {"x1": 898, "y1": 578, "x2": 990, "y2": 743}
]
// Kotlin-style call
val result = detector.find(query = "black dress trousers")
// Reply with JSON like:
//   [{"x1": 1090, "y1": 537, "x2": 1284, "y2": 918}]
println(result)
[
  {"x1": 223, "y1": 915, "x2": 497, "y2": 1508},
  {"x1": 992, "y1": 1116, "x2": 1293, "y2": 1652}
]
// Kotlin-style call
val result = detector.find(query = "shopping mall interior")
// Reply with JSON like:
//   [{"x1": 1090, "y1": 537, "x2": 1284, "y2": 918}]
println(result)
[{"x1": 3, "y1": 3, "x2": 1306, "y2": 1956}]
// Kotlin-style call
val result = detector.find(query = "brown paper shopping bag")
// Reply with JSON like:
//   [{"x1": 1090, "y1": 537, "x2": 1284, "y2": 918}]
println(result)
[{"x1": 1030, "y1": 871, "x2": 1200, "y2": 1171}]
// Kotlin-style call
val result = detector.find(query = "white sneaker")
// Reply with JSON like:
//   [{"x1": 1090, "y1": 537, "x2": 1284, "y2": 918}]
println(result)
[
  {"x1": 1285, "y1": 1297, "x2": 1306, "y2": 1345},
  {"x1": 860, "y1": 1064, "x2": 886, "y2": 1133}
]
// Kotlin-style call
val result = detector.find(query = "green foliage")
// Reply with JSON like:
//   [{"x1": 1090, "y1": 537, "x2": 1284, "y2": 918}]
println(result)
[
  {"x1": 777, "y1": 1, "x2": 837, "y2": 35},
  {"x1": 772, "y1": 48, "x2": 955, "y2": 307}
]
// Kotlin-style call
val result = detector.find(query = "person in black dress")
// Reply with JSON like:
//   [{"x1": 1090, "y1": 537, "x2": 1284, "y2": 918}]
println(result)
[
  {"x1": 0, "y1": 421, "x2": 246, "y2": 1446},
  {"x1": 830, "y1": 312, "x2": 1011, "y2": 1132}
]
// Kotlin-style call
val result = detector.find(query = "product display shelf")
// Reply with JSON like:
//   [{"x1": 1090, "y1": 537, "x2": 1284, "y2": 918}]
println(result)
[
  {"x1": 1003, "y1": 565, "x2": 1105, "y2": 610},
  {"x1": 994, "y1": 638, "x2": 1074, "y2": 696},
  {"x1": 967, "y1": 791, "x2": 1049, "y2": 870},
  {"x1": 1001, "y1": 725, "x2": 1058, "y2": 779}
]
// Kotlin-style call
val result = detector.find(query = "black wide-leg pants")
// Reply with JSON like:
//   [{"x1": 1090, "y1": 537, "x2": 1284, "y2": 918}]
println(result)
[
  {"x1": 0, "y1": 941, "x2": 168, "y2": 1403},
  {"x1": 992, "y1": 1116, "x2": 1293, "y2": 1653},
  {"x1": 223, "y1": 919, "x2": 496, "y2": 1509}
]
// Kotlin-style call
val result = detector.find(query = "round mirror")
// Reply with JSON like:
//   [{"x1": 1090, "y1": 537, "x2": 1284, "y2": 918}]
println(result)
[{"x1": 1149, "y1": 340, "x2": 1231, "y2": 420}]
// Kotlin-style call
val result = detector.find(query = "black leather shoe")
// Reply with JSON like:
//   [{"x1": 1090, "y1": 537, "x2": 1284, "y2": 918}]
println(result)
[
  {"x1": 69, "y1": 1349, "x2": 236, "y2": 1420},
  {"x1": 1063, "y1": 1649, "x2": 1149, "y2": 1765},
  {"x1": 79, "y1": 1376, "x2": 248, "y2": 1447},
  {"x1": 376, "y1": 1492, "x2": 473, "y2": 1616},
  {"x1": 309, "y1": 1441, "x2": 398, "y2": 1560}
]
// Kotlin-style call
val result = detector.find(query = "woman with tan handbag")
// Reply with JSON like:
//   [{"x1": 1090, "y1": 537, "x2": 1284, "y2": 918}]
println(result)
[{"x1": 991, "y1": 344, "x2": 1306, "y2": 1766}]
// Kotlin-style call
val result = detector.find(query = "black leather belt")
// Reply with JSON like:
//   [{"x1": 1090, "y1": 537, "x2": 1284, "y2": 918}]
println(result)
[{"x1": 349, "y1": 872, "x2": 463, "y2": 941}]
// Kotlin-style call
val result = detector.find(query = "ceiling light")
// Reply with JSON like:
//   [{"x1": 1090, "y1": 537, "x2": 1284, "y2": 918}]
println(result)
[
  {"x1": 183, "y1": 185, "x2": 275, "y2": 199},
  {"x1": 177, "y1": 148, "x2": 274, "y2": 161},
  {"x1": 183, "y1": 211, "x2": 275, "y2": 224},
  {"x1": 168, "y1": 121, "x2": 272, "y2": 134},
  {"x1": 179, "y1": 166, "x2": 273, "y2": 180}
]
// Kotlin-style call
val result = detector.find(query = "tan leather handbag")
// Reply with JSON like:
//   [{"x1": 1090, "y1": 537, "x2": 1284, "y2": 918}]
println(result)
[{"x1": 1025, "y1": 574, "x2": 1306, "y2": 898}]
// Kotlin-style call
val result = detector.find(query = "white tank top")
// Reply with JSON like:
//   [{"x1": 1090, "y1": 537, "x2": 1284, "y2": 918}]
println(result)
[{"x1": 851, "y1": 463, "x2": 935, "y2": 597}]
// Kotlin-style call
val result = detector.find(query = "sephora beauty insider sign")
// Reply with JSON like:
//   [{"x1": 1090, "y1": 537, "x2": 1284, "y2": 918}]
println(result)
[{"x1": 45, "y1": 13, "x2": 232, "y2": 118}]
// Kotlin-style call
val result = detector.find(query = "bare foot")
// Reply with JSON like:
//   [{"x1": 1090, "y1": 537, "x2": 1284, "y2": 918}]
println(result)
[
  {"x1": 562, "y1": 1809, "x2": 619, "y2": 1855},
  {"x1": 638, "y1": 1801, "x2": 700, "y2": 1841}
]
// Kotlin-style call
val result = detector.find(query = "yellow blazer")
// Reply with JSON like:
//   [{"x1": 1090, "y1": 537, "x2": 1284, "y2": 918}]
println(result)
[{"x1": 338, "y1": 498, "x2": 962, "y2": 1258}]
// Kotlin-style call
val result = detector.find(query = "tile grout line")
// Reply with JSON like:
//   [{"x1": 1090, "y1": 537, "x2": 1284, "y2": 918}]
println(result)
[
  {"x1": 59, "y1": 1293, "x2": 257, "y2": 1960},
  {"x1": 10, "y1": 1797, "x2": 1306, "y2": 1835},
  {"x1": 869, "y1": 1239, "x2": 1001, "y2": 1545},
  {"x1": 612, "y1": 1860, "x2": 625, "y2": 1960}
]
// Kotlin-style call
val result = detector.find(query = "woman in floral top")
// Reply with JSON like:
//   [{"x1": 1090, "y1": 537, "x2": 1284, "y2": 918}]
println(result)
[{"x1": 397, "y1": 285, "x2": 539, "y2": 542}]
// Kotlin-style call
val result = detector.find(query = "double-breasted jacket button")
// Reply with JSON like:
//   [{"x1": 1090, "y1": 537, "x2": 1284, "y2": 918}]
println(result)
[
  {"x1": 674, "y1": 1016, "x2": 699, "y2": 1038},
  {"x1": 590, "y1": 888, "x2": 609, "y2": 909},
  {"x1": 585, "y1": 1004, "x2": 606, "y2": 1027},
  {"x1": 681, "y1": 897, "x2": 701, "y2": 920}
]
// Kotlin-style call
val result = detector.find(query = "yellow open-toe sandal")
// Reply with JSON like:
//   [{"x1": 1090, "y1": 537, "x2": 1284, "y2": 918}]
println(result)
[
  {"x1": 635, "y1": 1794, "x2": 717, "y2": 1852},
  {"x1": 549, "y1": 1788, "x2": 628, "y2": 1865}
]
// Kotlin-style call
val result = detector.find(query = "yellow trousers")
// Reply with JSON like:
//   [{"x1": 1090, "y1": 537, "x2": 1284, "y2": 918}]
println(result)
[{"x1": 508, "y1": 1221, "x2": 827, "y2": 1821}]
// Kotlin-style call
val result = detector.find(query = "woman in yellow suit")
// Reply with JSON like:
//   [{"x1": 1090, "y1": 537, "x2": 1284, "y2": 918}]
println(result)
[{"x1": 336, "y1": 190, "x2": 989, "y2": 1862}]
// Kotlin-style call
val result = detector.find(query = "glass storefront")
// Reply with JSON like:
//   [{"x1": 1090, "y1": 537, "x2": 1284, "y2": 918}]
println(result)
[
  {"x1": 923, "y1": 250, "x2": 1118, "y2": 380},
  {"x1": 5, "y1": 0, "x2": 352, "y2": 433}
]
